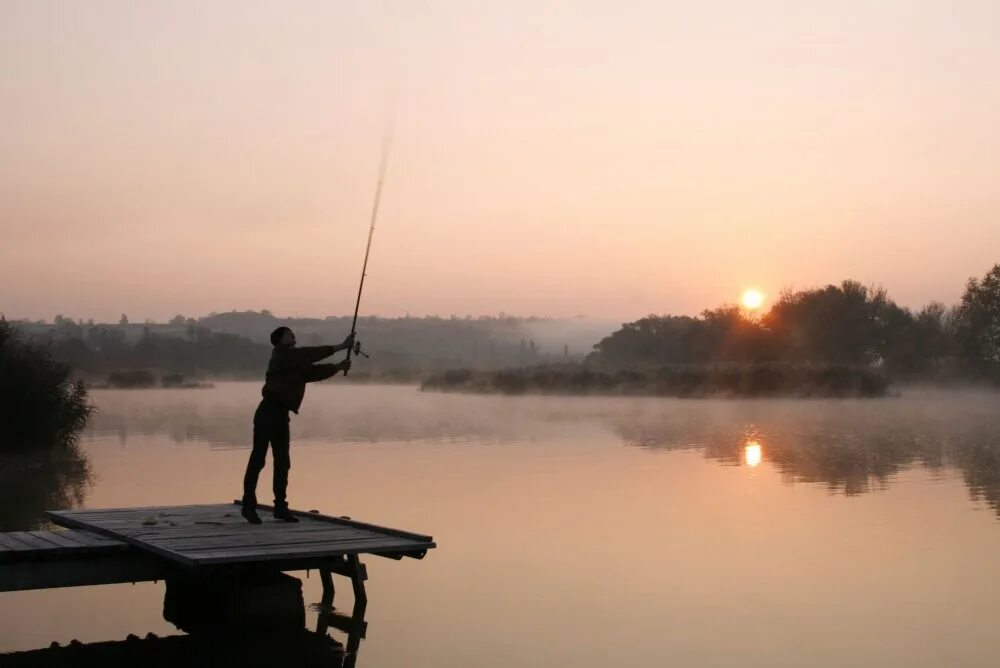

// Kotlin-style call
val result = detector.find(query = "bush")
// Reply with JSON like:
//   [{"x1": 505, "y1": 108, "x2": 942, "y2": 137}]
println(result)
[
  {"x1": 107, "y1": 369, "x2": 157, "y2": 388},
  {"x1": 0, "y1": 319, "x2": 94, "y2": 451}
]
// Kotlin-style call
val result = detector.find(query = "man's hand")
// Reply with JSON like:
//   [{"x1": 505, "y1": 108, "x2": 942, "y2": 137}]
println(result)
[
  {"x1": 339, "y1": 332, "x2": 355, "y2": 352},
  {"x1": 339, "y1": 358, "x2": 352, "y2": 373}
]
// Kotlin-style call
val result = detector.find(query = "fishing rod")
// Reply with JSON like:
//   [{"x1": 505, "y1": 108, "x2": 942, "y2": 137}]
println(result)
[{"x1": 343, "y1": 121, "x2": 393, "y2": 376}]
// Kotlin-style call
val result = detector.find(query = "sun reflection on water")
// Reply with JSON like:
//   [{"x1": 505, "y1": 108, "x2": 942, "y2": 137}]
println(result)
[{"x1": 744, "y1": 440, "x2": 763, "y2": 468}]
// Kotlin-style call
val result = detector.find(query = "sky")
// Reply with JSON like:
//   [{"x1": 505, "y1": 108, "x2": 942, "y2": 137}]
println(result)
[{"x1": 2, "y1": 1, "x2": 999, "y2": 323}]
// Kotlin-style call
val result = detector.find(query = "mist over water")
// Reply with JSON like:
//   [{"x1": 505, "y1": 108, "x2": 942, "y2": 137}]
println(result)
[
  {"x1": 4, "y1": 383, "x2": 1000, "y2": 666},
  {"x1": 85, "y1": 384, "x2": 1000, "y2": 507}
]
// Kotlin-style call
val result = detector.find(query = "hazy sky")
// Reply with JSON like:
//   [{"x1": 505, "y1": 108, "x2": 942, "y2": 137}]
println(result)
[{"x1": 2, "y1": 1, "x2": 998, "y2": 323}]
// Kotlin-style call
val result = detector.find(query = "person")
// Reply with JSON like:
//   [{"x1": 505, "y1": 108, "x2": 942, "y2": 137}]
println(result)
[{"x1": 241, "y1": 326, "x2": 354, "y2": 524}]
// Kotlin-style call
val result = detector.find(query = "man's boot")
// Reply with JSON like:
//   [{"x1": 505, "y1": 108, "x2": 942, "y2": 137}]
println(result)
[
  {"x1": 273, "y1": 503, "x2": 299, "y2": 523},
  {"x1": 241, "y1": 503, "x2": 262, "y2": 525}
]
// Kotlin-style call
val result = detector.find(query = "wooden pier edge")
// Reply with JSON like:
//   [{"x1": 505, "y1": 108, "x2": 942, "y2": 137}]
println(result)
[{"x1": 232, "y1": 500, "x2": 435, "y2": 558}]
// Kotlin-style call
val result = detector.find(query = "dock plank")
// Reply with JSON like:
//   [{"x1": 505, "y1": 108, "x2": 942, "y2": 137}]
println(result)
[
  {"x1": 0, "y1": 534, "x2": 32, "y2": 552},
  {"x1": 28, "y1": 531, "x2": 81, "y2": 549},
  {"x1": 155, "y1": 531, "x2": 378, "y2": 553},
  {"x1": 59, "y1": 530, "x2": 127, "y2": 548},
  {"x1": 0, "y1": 529, "x2": 127, "y2": 563},
  {"x1": 126, "y1": 523, "x2": 357, "y2": 540},
  {"x1": 8, "y1": 533, "x2": 61, "y2": 552}
]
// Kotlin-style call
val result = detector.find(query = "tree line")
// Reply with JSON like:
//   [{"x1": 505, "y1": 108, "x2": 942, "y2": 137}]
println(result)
[
  {"x1": 10, "y1": 315, "x2": 570, "y2": 382},
  {"x1": 588, "y1": 265, "x2": 1000, "y2": 381}
]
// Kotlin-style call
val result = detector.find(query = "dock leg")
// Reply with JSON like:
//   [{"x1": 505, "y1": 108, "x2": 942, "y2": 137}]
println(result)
[
  {"x1": 344, "y1": 556, "x2": 367, "y2": 668},
  {"x1": 315, "y1": 556, "x2": 369, "y2": 663},
  {"x1": 347, "y1": 555, "x2": 367, "y2": 612},
  {"x1": 319, "y1": 567, "x2": 335, "y2": 608}
]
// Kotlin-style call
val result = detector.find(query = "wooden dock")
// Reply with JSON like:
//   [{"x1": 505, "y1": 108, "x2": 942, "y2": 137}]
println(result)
[
  {"x1": 47, "y1": 502, "x2": 434, "y2": 567},
  {"x1": 0, "y1": 528, "x2": 165, "y2": 592},
  {"x1": 1, "y1": 501, "x2": 435, "y2": 616}
]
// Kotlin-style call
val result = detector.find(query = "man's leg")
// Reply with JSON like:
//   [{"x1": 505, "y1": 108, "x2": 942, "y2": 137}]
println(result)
[
  {"x1": 241, "y1": 404, "x2": 271, "y2": 523},
  {"x1": 272, "y1": 413, "x2": 297, "y2": 521}
]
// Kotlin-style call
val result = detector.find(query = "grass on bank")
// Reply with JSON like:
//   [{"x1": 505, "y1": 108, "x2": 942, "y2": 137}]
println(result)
[{"x1": 422, "y1": 363, "x2": 890, "y2": 398}]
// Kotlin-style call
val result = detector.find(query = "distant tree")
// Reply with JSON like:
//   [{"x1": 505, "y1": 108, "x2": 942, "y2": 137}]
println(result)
[
  {"x1": 916, "y1": 302, "x2": 952, "y2": 361},
  {"x1": 953, "y1": 264, "x2": 1000, "y2": 373},
  {"x1": 589, "y1": 314, "x2": 700, "y2": 366},
  {"x1": 49, "y1": 338, "x2": 95, "y2": 373},
  {"x1": 763, "y1": 281, "x2": 891, "y2": 365},
  {"x1": 878, "y1": 302, "x2": 952, "y2": 374},
  {"x1": 169, "y1": 314, "x2": 187, "y2": 326},
  {"x1": 694, "y1": 305, "x2": 772, "y2": 362},
  {"x1": 589, "y1": 306, "x2": 775, "y2": 367},
  {"x1": 119, "y1": 314, "x2": 129, "y2": 326},
  {"x1": 591, "y1": 281, "x2": 928, "y2": 370},
  {"x1": 53, "y1": 315, "x2": 83, "y2": 340},
  {"x1": 85, "y1": 326, "x2": 126, "y2": 355}
]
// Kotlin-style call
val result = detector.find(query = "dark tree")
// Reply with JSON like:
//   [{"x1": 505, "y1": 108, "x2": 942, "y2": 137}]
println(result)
[
  {"x1": 953, "y1": 264, "x2": 1000, "y2": 374},
  {"x1": 0, "y1": 320, "x2": 93, "y2": 451}
]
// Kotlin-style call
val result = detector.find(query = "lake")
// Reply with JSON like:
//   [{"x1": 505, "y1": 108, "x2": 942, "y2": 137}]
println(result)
[{"x1": 2, "y1": 383, "x2": 1000, "y2": 666}]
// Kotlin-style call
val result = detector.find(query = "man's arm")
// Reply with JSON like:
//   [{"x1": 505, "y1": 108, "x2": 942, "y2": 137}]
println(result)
[
  {"x1": 302, "y1": 360, "x2": 350, "y2": 383},
  {"x1": 286, "y1": 345, "x2": 337, "y2": 365},
  {"x1": 287, "y1": 333, "x2": 355, "y2": 365}
]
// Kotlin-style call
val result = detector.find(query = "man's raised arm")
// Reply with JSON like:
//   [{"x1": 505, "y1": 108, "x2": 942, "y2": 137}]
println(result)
[
  {"x1": 286, "y1": 334, "x2": 355, "y2": 365},
  {"x1": 302, "y1": 359, "x2": 351, "y2": 383},
  {"x1": 286, "y1": 345, "x2": 336, "y2": 365}
]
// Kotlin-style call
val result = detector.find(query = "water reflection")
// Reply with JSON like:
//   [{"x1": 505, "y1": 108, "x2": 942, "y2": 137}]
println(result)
[
  {"x1": 0, "y1": 624, "x2": 363, "y2": 668},
  {"x1": 2, "y1": 571, "x2": 368, "y2": 667},
  {"x1": 744, "y1": 440, "x2": 762, "y2": 468},
  {"x1": 0, "y1": 442, "x2": 92, "y2": 531},
  {"x1": 615, "y1": 415, "x2": 955, "y2": 496}
]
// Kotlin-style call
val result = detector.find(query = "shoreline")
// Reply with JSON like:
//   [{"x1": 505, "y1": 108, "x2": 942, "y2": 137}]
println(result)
[{"x1": 422, "y1": 363, "x2": 892, "y2": 399}]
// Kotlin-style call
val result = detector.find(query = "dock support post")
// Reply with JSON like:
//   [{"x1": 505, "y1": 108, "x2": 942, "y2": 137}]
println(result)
[
  {"x1": 347, "y1": 554, "x2": 367, "y2": 609},
  {"x1": 319, "y1": 567, "x2": 335, "y2": 607},
  {"x1": 316, "y1": 556, "x2": 366, "y2": 612},
  {"x1": 315, "y1": 556, "x2": 368, "y2": 662}
]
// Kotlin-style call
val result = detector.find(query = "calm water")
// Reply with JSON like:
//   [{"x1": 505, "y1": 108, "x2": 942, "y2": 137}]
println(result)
[{"x1": 2, "y1": 383, "x2": 1000, "y2": 666}]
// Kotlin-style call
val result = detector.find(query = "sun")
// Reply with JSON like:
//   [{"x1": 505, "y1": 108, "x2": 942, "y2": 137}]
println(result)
[{"x1": 741, "y1": 288, "x2": 764, "y2": 310}]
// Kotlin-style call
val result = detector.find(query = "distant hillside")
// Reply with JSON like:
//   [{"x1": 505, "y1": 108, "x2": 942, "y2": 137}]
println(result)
[{"x1": 9, "y1": 312, "x2": 615, "y2": 380}]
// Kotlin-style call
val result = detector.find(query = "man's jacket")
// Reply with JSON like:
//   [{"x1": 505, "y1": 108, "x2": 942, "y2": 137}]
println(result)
[{"x1": 261, "y1": 345, "x2": 338, "y2": 413}]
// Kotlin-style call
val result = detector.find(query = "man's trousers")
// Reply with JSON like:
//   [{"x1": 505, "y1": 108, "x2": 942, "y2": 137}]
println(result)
[{"x1": 242, "y1": 398, "x2": 291, "y2": 511}]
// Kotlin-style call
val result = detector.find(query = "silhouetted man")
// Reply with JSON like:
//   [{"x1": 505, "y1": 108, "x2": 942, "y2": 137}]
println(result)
[{"x1": 241, "y1": 326, "x2": 354, "y2": 524}]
